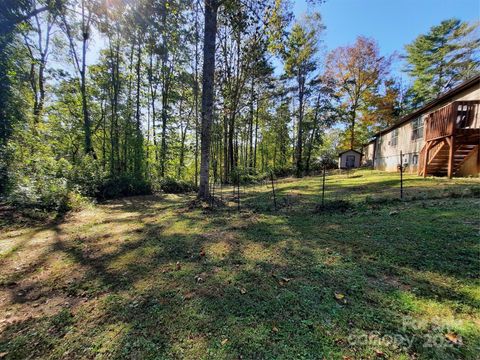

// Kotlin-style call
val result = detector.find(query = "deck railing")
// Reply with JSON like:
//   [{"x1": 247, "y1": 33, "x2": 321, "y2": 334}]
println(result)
[{"x1": 424, "y1": 100, "x2": 480, "y2": 142}]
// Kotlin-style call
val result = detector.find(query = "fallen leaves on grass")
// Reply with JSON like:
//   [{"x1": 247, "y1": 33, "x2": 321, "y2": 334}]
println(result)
[
  {"x1": 445, "y1": 332, "x2": 462, "y2": 345},
  {"x1": 375, "y1": 349, "x2": 385, "y2": 357},
  {"x1": 183, "y1": 292, "x2": 194, "y2": 300},
  {"x1": 278, "y1": 277, "x2": 292, "y2": 286},
  {"x1": 334, "y1": 292, "x2": 347, "y2": 304}
]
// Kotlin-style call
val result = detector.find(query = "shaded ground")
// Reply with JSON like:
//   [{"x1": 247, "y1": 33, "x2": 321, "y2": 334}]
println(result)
[{"x1": 0, "y1": 170, "x2": 479, "y2": 359}]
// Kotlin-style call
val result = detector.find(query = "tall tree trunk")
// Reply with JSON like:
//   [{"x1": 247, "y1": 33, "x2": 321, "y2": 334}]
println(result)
[
  {"x1": 295, "y1": 71, "x2": 305, "y2": 177},
  {"x1": 194, "y1": 0, "x2": 200, "y2": 186},
  {"x1": 35, "y1": 57, "x2": 46, "y2": 123},
  {"x1": 248, "y1": 78, "x2": 254, "y2": 170},
  {"x1": 305, "y1": 92, "x2": 321, "y2": 174},
  {"x1": 134, "y1": 38, "x2": 143, "y2": 178},
  {"x1": 223, "y1": 113, "x2": 229, "y2": 182},
  {"x1": 81, "y1": 33, "x2": 93, "y2": 155},
  {"x1": 350, "y1": 107, "x2": 356, "y2": 149},
  {"x1": 198, "y1": 0, "x2": 218, "y2": 200},
  {"x1": 148, "y1": 47, "x2": 159, "y2": 164},
  {"x1": 253, "y1": 98, "x2": 259, "y2": 169},
  {"x1": 80, "y1": 1, "x2": 93, "y2": 157}
]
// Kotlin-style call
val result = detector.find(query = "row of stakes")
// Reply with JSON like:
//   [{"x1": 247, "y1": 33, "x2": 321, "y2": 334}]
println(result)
[{"x1": 206, "y1": 155, "x2": 406, "y2": 212}]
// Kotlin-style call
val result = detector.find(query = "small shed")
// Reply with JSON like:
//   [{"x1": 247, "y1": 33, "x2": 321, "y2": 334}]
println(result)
[{"x1": 338, "y1": 149, "x2": 362, "y2": 169}]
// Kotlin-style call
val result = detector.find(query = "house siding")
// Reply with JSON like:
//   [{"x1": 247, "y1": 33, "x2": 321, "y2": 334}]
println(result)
[
  {"x1": 372, "y1": 84, "x2": 480, "y2": 174},
  {"x1": 362, "y1": 142, "x2": 375, "y2": 166}
]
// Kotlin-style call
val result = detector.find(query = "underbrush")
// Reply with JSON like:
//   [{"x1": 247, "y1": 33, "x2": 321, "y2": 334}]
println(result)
[
  {"x1": 159, "y1": 177, "x2": 198, "y2": 194},
  {"x1": 98, "y1": 175, "x2": 153, "y2": 199},
  {"x1": 6, "y1": 155, "x2": 153, "y2": 215}
]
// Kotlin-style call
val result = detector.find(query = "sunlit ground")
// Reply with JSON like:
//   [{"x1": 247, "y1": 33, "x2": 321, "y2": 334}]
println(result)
[{"x1": 0, "y1": 170, "x2": 479, "y2": 359}]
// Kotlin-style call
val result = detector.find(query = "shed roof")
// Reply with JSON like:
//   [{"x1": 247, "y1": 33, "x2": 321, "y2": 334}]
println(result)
[{"x1": 338, "y1": 149, "x2": 362, "y2": 157}]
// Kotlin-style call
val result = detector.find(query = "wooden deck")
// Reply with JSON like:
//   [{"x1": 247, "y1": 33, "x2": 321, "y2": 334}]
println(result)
[{"x1": 419, "y1": 101, "x2": 480, "y2": 177}]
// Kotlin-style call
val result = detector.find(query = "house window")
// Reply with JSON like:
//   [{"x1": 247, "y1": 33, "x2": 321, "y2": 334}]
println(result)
[
  {"x1": 412, "y1": 154, "x2": 418, "y2": 165},
  {"x1": 411, "y1": 118, "x2": 423, "y2": 140},
  {"x1": 390, "y1": 129, "x2": 398, "y2": 147}
]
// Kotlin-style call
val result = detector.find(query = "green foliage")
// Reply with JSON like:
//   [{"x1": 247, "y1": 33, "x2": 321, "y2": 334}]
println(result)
[
  {"x1": 159, "y1": 177, "x2": 197, "y2": 194},
  {"x1": 7, "y1": 156, "x2": 73, "y2": 211},
  {"x1": 98, "y1": 175, "x2": 153, "y2": 199},
  {"x1": 69, "y1": 155, "x2": 107, "y2": 198},
  {"x1": 404, "y1": 18, "x2": 480, "y2": 105}
]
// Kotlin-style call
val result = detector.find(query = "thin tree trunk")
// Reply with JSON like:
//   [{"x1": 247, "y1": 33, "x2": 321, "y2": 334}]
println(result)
[
  {"x1": 248, "y1": 78, "x2": 254, "y2": 170},
  {"x1": 253, "y1": 98, "x2": 259, "y2": 169},
  {"x1": 134, "y1": 38, "x2": 143, "y2": 178},
  {"x1": 80, "y1": 1, "x2": 93, "y2": 156},
  {"x1": 295, "y1": 71, "x2": 305, "y2": 177}
]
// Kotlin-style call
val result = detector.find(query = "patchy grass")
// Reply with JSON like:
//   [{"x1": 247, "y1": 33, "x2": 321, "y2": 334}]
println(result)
[{"x1": 0, "y1": 171, "x2": 479, "y2": 359}]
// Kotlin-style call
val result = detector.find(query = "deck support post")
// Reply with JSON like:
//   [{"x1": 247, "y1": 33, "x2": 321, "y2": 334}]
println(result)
[
  {"x1": 447, "y1": 136, "x2": 455, "y2": 178},
  {"x1": 423, "y1": 142, "x2": 432, "y2": 178},
  {"x1": 477, "y1": 145, "x2": 480, "y2": 174}
]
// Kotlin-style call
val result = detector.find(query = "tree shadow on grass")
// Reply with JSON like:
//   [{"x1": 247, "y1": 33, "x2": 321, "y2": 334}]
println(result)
[{"x1": 0, "y1": 193, "x2": 478, "y2": 359}]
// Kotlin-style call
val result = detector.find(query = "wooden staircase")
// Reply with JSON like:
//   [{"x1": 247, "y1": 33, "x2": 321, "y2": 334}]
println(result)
[
  {"x1": 419, "y1": 141, "x2": 478, "y2": 177},
  {"x1": 418, "y1": 101, "x2": 480, "y2": 178}
]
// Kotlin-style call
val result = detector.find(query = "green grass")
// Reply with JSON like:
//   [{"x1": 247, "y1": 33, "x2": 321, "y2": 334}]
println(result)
[{"x1": 0, "y1": 170, "x2": 479, "y2": 359}]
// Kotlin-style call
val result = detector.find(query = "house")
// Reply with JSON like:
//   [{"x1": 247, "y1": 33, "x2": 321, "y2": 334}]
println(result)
[
  {"x1": 338, "y1": 149, "x2": 362, "y2": 169},
  {"x1": 363, "y1": 75, "x2": 480, "y2": 177}
]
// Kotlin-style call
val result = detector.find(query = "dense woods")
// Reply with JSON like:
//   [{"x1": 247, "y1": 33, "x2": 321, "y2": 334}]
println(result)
[{"x1": 0, "y1": 0, "x2": 478, "y2": 208}]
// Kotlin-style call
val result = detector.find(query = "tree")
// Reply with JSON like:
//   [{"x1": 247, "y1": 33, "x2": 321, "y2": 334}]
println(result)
[
  {"x1": 325, "y1": 36, "x2": 391, "y2": 150},
  {"x1": 283, "y1": 13, "x2": 323, "y2": 177},
  {"x1": 60, "y1": 0, "x2": 95, "y2": 156},
  {"x1": 198, "y1": 0, "x2": 219, "y2": 200},
  {"x1": 20, "y1": 4, "x2": 57, "y2": 124},
  {"x1": 404, "y1": 19, "x2": 479, "y2": 105}
]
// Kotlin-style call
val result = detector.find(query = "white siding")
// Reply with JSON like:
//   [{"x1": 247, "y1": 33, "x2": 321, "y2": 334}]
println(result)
[
  {"x1": 338, "y1": 151, "x2": 361, "y2": 169},
  {"x1": 374, "y1": 84, "x2": 480, "y2": 173}
]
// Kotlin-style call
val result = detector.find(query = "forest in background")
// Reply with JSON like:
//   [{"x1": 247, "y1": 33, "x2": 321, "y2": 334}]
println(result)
[{"x1": 0, "y1": 0, "x2": 478, "y2": 210}]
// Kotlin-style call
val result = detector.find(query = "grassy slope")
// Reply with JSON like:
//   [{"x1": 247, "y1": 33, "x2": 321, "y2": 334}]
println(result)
[{"x1": 0, "y1": 170, "x2": 479, "y2": 359}]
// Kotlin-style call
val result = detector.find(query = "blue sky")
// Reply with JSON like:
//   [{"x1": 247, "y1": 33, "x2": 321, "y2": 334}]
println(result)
[{"x1": 291, "y1": 0, "x2": 480, "y2": 80}]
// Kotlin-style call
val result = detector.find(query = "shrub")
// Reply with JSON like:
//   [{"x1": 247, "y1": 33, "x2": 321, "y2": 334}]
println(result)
[
  {"x1": 69, "y1": 155, "x2": 106, "y2": 198},
  {"x1": 272, "y1": 166, "x2": 294, "y2": 178},
  {"x1": 98, "y1": 174, "x2": 153, "y2": 199},
  {"x1": 160, "y1": 177, "x2": 197, "y2": 194},
  {"x1": 8, "y1": 156, "x2": 73, "y2": 211}
]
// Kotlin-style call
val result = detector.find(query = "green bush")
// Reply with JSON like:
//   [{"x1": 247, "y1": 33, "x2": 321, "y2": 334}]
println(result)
[
  {"x1": 98, "y1": 174, "x2": 153, "y2": 199},
  {"x1": 69, "y1": 155, "x2": 106, "y2": 197},
  {"x1": 159, "y1": 177, "x2": 197, "y2": 194},
  {"x1": 272, "y1": 166, "x2": 294, "y2": 178},
  {"x1": 8, "y1": 156, "x2": 73, "y2": 211}
]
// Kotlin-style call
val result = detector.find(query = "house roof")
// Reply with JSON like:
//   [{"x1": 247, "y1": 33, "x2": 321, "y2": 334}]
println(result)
[
  {"x1": 338, "y1": 149, "x2": 362, "y2": 157},
  {"x1": 373, "y1": 74, "x2": 480, "y2": 138}
]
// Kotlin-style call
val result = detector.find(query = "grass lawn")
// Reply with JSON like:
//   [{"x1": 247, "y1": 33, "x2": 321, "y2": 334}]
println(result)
[{"x1": 0, "y1": 170, "x2": 479, "y2": 359}]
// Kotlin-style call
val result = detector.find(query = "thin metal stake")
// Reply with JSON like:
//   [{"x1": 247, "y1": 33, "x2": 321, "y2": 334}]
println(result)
[
  {"x1": 237, "y1": 172, "x2": 241, "y2": 212},
  {"x1": 322, "y1": 164, "x2": 326, "y2": 206},
  {"x1": 400, "y1": 150, "x2": 403, "y2": 199},
  {"x1": 270, "y1": 170, "x2": 277, "y2": 211}
]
